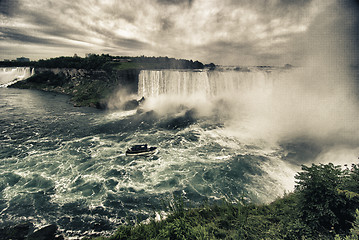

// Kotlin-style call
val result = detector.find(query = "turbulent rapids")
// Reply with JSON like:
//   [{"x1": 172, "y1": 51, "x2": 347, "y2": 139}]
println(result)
[{"x1": 0, "y1": 67, "x2": 358, "y2": 238}]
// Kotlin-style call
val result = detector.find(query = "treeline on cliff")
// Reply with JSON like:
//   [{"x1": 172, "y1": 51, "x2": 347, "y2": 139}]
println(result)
[
  {"x1": 87, "y1": 163, "x2": 359, "y2": 240},
  {"x1": 1, "y1": 54, "x2": 213, "y2": 70}
]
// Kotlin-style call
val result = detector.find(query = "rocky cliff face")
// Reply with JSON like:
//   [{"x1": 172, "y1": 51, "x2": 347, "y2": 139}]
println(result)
[
  {"x1": 10, "y1": 68, "x2": 140, "y2": 109},
  {"x1": 35, "y1": 68, "x2": 87, "y2": 77}
]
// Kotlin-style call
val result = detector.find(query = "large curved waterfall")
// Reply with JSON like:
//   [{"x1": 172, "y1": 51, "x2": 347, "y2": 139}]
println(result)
[
  {"x1": 138, "y1": 69, "x2": 275, "y2": 98},
  {"x1": 0, "y1": 67, "x2": 34, "y2": 87}
]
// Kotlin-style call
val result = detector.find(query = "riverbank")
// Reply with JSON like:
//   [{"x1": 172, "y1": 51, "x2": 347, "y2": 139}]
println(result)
[{"x1": 9, "y1": 68, "x2": 139, "y2": 109}]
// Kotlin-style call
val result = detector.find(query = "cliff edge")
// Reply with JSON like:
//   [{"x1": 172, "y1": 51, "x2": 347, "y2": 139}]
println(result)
[{"x1": 9, "y1": 68, "x2": 140, "y2": 109}]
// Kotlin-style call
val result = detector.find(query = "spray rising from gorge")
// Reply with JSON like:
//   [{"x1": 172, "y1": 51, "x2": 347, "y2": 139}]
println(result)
[{"x1": 137, "y1": 66, "x2": 359, "y2": 145}]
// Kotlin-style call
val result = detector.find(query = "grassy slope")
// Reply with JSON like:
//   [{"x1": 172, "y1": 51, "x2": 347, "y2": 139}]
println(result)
[
  {"x1": 85, "y1": 163, "x2": 359, "y2": 240},
  {"x1": 86, "y1": 194, "x2": 305, "y2": 240}
]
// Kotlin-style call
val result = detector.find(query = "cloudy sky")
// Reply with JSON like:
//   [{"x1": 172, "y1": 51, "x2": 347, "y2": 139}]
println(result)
[{"x1": 0, "y1": 0, "x2": 358, "y2": 65}]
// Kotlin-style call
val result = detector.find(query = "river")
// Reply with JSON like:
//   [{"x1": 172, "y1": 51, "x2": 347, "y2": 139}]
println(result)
[{"x1": 0, "y1": 66, "x2": 358, "y2": 238}]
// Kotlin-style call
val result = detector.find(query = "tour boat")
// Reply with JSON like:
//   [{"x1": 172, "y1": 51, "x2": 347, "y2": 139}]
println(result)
[{"x1": 125, "y1": 144, "x2": 158, "y2": 156}]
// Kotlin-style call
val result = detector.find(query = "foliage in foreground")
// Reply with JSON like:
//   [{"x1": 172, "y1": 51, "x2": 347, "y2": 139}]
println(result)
[{"x1": 86, "y1": 163, "x2": 359, "y2": 240}]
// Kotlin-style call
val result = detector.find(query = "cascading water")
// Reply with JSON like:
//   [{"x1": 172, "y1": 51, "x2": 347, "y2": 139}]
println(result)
[
  {"x1": 138, "y1": 69, "x2": 274, "y2": 98},
  {"x1": 0, "y1": 67, "x2": 34, "y2": 87}
]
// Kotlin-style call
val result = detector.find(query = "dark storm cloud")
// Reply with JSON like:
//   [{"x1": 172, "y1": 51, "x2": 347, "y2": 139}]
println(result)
[
  {"x1": 341, "y1": 0, "x2": 359, "y2": 47},
  {"x1": 339, "y1": 0, "x2": 359, "y2": 8},
  {"x1": 0, "y1": 27, "x2": 78, "y2": 48},
  {"x1": 113, "y1": 38, "x2": 149, "y2": 50},
  {"x1": 0, "y1": 0, "x2": 19, "y2": 16},
  {"x1": 1, "y1": 28, "x2": 47, "y2": 44},
  {"x1": 278, "y1": 0, "x2": 313, "y2": 7},
  {"x1": 19, "y1": 10, "x2": 88, "y2": 41},
  {"x1": 157, "y1": 0, "x2": 194, "y2": 6},
  {"x1": 228, "y1": 0, "x2": 313, "y2": 12}
]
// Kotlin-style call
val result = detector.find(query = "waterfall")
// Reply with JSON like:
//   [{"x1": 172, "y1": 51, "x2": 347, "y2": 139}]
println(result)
[
  {"x1": 138, "y1": 69, "x2": 274, "y2": 99},
  {"x1": 0, "y1": 67, "x2": 34, "y2": 87}
]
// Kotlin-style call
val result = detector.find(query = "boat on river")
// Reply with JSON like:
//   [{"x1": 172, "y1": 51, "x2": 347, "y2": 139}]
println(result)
[{"x1": 125, "y1": 144, "x2": 158, "y2": 156}]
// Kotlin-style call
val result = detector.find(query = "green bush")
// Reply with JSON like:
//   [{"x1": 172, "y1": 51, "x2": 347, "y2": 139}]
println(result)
[{"x1": 295, "y1": 163, "x2": 359, "y2": 235}]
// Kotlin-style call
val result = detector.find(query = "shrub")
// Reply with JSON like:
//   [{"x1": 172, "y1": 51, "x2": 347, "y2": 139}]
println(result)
[{"x1": 295, "y1": 163, "x2": 359, "y2": 235}]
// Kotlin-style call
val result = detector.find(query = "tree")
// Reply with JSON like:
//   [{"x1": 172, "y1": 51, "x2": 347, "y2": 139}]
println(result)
[
  {"x1": 193, "y1": 60, "x2": 204, "y2": 69},
  {"x1": 295, "y1": 163, "x2": 359, "y2": 235},
  {"x1": 343, "y1": 164, "x2": 359, "y2": 194},
  {"x1": 205, "y1": 63, "x2": 216, "y2": 70}
]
